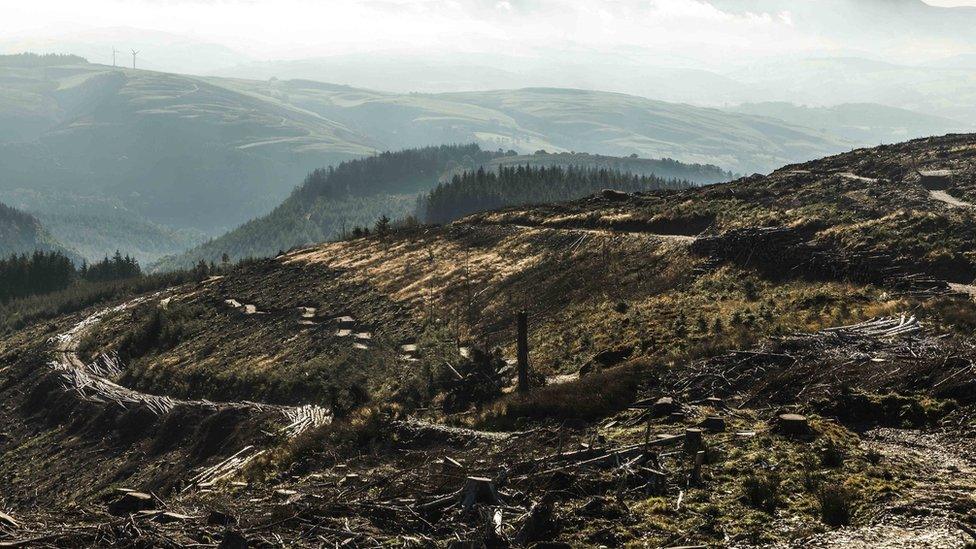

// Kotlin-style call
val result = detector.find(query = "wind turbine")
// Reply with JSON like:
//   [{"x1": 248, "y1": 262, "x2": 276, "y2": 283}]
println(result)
[
  {"x1": 131, "y1": 50, "x2": 139, "y2": 70},
  {"x1": 112, "y1": 47, "x2": 119, "y2": 67}
]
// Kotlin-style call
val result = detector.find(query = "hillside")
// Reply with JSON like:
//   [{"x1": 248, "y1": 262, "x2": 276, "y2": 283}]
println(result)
[
  {"x1": 153, "y1": 146, "x2": 718, "y2": 271},
  {"x1": 4, "y1": 135, "x2": 976, "y2": 546},
  {"x1": 483, "y1": 151, "x2": 736, "y2": 183},
  {"x1": 0, "y1": 56, "x2": 376, "y2": 262},
  {"x1": 219, "y1": 77, "x2": 847, "y2": 174},
  {"x1": 0, "y1": 200, "x2": 73, "y2": 258}
]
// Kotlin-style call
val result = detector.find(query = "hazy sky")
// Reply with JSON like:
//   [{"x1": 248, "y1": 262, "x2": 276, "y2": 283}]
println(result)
[{"x1": 5, "y1": 0, "x2": 976, "y2": 70}]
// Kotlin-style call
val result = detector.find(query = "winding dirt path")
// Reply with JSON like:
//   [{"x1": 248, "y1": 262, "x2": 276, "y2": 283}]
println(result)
[{"x1": 47, "y1": 295, "x2": 331, "y2": 485}]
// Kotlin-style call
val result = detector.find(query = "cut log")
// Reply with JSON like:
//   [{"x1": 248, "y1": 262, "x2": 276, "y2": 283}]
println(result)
[
  {"x1": 441, "y1": 456, "x2": 466, "y2": 475},
  {"x1": 704, "y1": 397, "x2": 723, "y2": 408},
  {"x1": 207, "y1": 510, "x2": 236, "y2": 526},
  {"x1": 777, "y1": 413, "x2": 810, "y2": 437},
  {"x1": 460, "y1": 476, "x2": 501, "y2": 510},
  {"x1": 668, "y1": 411, "x2": 686, "y2": 423}
]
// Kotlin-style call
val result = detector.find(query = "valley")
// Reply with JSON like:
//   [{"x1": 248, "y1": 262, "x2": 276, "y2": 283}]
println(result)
[{"x1": 2, "y1": 135, "x2": 976, "y2": 546}]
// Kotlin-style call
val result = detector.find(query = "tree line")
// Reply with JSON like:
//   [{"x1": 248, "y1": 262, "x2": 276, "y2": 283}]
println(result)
[
  {"x1": 417, "y1": 164, "x2": 693, "y2": 224},
  {"x1": 292, "y1": 144, "x2": 508, "y2": 203},
  {"x1": 0, "y1": 250, "x2": 142, "y2": 304}
]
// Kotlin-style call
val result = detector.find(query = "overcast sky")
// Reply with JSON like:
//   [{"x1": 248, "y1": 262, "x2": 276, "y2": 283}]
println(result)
[{"x1": 4, "y1": 0, "x2": 976, "y2": 70}]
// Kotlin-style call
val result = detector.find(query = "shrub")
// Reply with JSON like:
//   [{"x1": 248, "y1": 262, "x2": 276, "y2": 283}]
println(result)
[
  {"x1": 743, "y1": 472, "x2": 781, "y2": 513},
  {"x1": 818, "y1": 484, "x2": 856, "y2": 526}
]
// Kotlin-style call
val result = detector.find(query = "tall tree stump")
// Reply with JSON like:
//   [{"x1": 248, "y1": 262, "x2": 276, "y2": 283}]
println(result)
[{"x1": 684, "y1": 428, "x2": 704, "y2": 454}]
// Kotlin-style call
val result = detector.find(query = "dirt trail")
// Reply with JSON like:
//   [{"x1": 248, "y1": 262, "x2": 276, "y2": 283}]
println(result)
[
  {"x1": 47, "y1": 295, "x2": 331, "y2": 484},
  {"x1": 507, "y1": 222, "x2": 698, "y2": 243},
  {"x1": 838, "y1": 172, "x2": 878, "y2": 183},
  {"x1": 798, "y1": 428, "x2": 976, "y2": 548},
  {"x1": 930, "y1": 190, "x2": 974, "y2": 208}
]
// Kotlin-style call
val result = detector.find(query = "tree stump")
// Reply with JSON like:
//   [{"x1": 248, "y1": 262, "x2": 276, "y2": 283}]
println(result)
[
  {"x1": 218, "y1": 530, "x2": 248, "y2": 549},
  {"x1": 684, "y1": 428, "x2": 704, "y2": 454},
  {"x1": 514, "y1": 498, "x2": 555, "y2": 546},
  {"x1": 700, "y1": 416, "x2": 726, "y2": 432},
  {"x1": 691, "y1": 450, "x2": 706, "y2": 483},
  {"x1": 777, "y1": 413, "x2": 810, "y2": 437},
  {"x1": 652, "y1": 396, "x2": 678, "y2": 417},
  {"x1": 461, "y1": 476, "x2": 501, "y2": 511}
]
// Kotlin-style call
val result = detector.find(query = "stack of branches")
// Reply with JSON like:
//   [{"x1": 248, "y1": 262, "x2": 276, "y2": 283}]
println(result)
[{"x1": 672, "y1": 316, "x2": 976, "y2": 407}]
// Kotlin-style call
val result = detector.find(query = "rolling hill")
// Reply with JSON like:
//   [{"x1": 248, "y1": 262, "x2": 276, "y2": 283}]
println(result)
[
  {"x1": 729, "y1": 102, "x2": 968, "y2": 145},
  {"x1": 0, "y1": 200, "x2": 73, "y2": 258},
  {"x1": 216, "y1": 78, "x2": 847, "y2": 174},
  {"x1": 0, "y1": 54, "x2": 376, "y2": 262}
]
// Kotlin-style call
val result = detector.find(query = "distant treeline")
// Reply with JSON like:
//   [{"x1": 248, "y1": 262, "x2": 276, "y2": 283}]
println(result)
[
  {"x1": 489, "y1": 152, "x2": 736, "y2": 184},
  {"x1": 0, "y1": 250, "x2": 141, "y2": 304},
  {"x1": 419, "y1": 165, "x2": 692, "y2": 224},
  {"x1": 0, "y1": 53, "x2": 87, "y2": 67},
  {"x1": 293, "y1": 144, "x2": 506, "y2": 203}
]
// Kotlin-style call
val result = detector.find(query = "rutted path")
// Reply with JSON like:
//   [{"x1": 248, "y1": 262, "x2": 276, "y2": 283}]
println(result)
[{"x1": 48, "y1": 295, "x2": 331, "y2": 487}]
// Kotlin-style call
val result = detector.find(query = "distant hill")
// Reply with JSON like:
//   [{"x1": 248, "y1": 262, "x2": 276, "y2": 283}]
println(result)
[
  {"x1": 218, "y1": 78, "x2": 846, "y2": 175},
  {"x1": 728, "y1": 102, "x2": 968, "y2": 145},
  {"x1": 0, "y1": 57, "x2": 376, "y2": 263},
  {"x1": 0, "y1": 201, "x2": 74, "y2": 259}
]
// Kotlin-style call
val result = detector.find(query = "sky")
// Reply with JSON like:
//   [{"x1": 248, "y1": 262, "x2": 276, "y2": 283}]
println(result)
[{"x1": 4, "y1": 0, "x2": 976, "y2": 72}]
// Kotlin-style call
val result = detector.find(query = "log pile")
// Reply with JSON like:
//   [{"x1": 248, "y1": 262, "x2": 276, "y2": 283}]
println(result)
[
  {"x1": 280, "y1": 405, "x2": 332, "y2": 438},
  {"x1": 670, "y1": 314, "x2": 971, "y2": 405}
]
